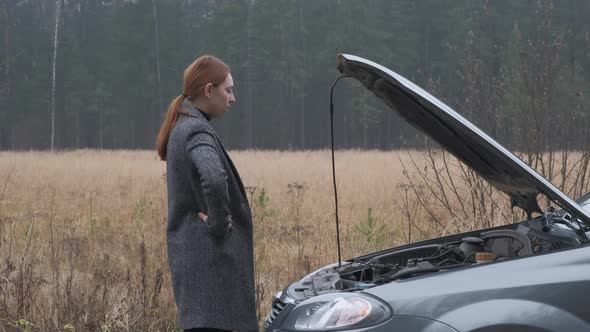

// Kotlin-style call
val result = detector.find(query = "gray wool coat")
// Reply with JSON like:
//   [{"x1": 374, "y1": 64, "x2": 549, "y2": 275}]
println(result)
[{"x1": 165, "y1": 101, "x2": 257, "y2": 331}]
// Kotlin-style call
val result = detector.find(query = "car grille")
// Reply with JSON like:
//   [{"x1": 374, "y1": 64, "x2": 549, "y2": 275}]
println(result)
[{"x1": 265, "y1": 297, "x2": 287, "y2": 326}]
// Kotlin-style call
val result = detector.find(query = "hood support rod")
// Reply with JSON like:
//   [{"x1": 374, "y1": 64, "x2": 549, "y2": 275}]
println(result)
[{"x1": 330, "y1": 75, "x2": 351, "y2": 268}]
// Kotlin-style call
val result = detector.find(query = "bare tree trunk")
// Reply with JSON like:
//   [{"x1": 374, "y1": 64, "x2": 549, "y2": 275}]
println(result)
[
  {"x1": 152, "y1": 0, "x2": 163, "y2": 137},
  {"x1": 363, "y1": 106, "x2": 368, "y2": 147},
  {"x1": 289, "y1": 24, "x2": 295, "y2": 149},
  {"x1": 299, "y1": 4, "x2": 305, "y2": 148},
  {"x1": 344, "y1": 112, "x2": 348, "y2": 149},
  {"x1": 183, "y1": 0, "x2": 192, "y2": 56},
  {"x1": 0, "y1": 0, "x2": 10, "y2": 149},
  {"x1": 98, "y1": 93, "x2": 103, "y2": 149},
  {"x1": 75, "y1": 111, "x2": 80, "y2": 148},
  {"x1": 246, "y1": 0, "x2": 253, "y2": 148},
  {"x1": 279, "y1": 16, "x2": 286, "y2": 148},
  {"x1": 386, "y1": 113, "x2": 391, "y2": 149},
  {"x1": 50, "y1": 0, "x2": 61, "y2": 150}
]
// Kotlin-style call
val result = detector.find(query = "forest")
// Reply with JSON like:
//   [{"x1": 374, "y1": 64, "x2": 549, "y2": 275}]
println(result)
[{"x1": 1, "y1": 0, "x2": 590, "y2": 151}]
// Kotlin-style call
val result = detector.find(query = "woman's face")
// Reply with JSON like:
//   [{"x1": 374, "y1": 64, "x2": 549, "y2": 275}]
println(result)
[{"x1": 206, "y1": 73, "x2": 236, "y2": 118}]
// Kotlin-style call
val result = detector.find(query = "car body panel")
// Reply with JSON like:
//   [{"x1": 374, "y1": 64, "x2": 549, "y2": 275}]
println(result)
[
  {"x1": 362, "y1": 244, "x2": 590, "y2": 331},
  {"x1": 336, "y1": 53, "x2": 590, "y2": 224}
]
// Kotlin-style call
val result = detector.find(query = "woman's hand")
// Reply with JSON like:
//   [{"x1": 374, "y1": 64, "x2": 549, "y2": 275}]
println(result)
[
  {"x1": 198, "y1": 212, "x2": 209, "y2": 225},
  {"x1": 199, "y1": 212, "x2": 234, "y2": 232}
]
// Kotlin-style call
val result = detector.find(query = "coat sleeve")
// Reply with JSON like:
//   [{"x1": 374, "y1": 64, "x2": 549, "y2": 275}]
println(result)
[{"x1": 185, "y1": 129, "x2": 232, "y2": 239}]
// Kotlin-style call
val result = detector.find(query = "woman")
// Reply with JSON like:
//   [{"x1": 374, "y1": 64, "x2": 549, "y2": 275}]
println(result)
[{"x1": 156, "y1": 55, "x2": 257, "y2": 332}]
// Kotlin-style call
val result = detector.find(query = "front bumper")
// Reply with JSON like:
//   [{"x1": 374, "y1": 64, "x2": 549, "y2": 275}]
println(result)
[
  {"x1": 264, "y1": 289, "x2": 458, "y2": 332},
  {"x1": 265, "y1": 315, "x2": 458, "y2": 332}
]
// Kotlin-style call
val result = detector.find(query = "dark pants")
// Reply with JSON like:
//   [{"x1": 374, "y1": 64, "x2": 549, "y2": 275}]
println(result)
[{"x1": 184, "y1": 329, "x2": 231, "y2": 332}]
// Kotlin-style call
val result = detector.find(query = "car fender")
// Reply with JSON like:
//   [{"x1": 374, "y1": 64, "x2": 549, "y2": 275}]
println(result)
[{"x1": 434, "y1": 299, "x2": 589, "y2": 332}]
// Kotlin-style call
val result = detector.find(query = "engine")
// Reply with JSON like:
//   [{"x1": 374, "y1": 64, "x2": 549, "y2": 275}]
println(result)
[{"x1": 288, "y1": 214, "x2": 586, "y2": 301}]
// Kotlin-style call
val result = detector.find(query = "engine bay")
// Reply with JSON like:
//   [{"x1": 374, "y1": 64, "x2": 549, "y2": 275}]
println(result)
[{"x1": 288, "y1": 210, "x2": 589, "y2": 302}]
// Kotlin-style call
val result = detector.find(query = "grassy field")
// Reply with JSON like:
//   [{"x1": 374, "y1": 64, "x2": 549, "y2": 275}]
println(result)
[{"x1": 0, "y1": 149, "x2": 582, "y2": 331}]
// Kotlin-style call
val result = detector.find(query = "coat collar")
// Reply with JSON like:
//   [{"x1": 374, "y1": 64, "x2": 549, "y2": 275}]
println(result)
[{"x1": 180, "y1": 100, "x2": 211, "y2": 122}]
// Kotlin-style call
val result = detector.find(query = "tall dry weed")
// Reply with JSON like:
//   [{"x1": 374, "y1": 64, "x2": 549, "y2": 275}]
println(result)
[{"x1": 0, "y1": 149, "x2": 588, "y2": 331}]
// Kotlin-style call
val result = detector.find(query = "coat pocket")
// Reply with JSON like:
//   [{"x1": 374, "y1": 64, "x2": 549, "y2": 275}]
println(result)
[{"x1": 204, "y1": 215, "x2": 233, "y2": 240}]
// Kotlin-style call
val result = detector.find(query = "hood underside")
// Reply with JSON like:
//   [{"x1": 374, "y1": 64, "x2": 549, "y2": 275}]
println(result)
[{"x1": 337, "y1": 53, "x2": 590, "y2": 224}]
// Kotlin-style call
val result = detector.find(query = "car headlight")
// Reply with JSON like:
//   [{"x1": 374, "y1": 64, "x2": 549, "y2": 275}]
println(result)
[{"x1": 280, "y1": 293, "x2": 392, "y2": 331}]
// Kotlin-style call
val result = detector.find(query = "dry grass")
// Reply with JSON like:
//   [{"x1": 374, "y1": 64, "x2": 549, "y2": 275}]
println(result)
[{"x1": 0, "y1": 149, "x2": 585, "y2": 331}]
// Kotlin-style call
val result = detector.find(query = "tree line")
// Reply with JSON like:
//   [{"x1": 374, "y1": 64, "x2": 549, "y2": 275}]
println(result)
[{"x1": 1, "y1": 0, "x2": 590, "y2": 151}]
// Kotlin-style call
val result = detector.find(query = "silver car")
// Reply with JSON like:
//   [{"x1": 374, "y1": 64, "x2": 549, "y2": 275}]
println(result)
[{"x1": 264, "y1": 54, "x2": 590, "y2": 332}]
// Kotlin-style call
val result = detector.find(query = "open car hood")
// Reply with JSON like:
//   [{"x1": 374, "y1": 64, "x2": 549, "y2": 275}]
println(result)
[{"x1": 337, "y1": 53, "x2": 590, "y2": 224}]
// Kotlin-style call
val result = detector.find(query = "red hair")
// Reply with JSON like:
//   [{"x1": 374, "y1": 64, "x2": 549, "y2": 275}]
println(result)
[{"x1": 156, "y1": 55, "x2": 230, "y2": 161}]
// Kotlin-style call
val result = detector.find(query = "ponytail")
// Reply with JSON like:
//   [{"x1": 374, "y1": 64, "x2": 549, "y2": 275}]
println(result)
[
  {"x1": 157, "y1": 55, "x2": 230, "y2": 161},
  {"x1": 156, "y1": 95, "x2": 186, "y2": 161}
]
